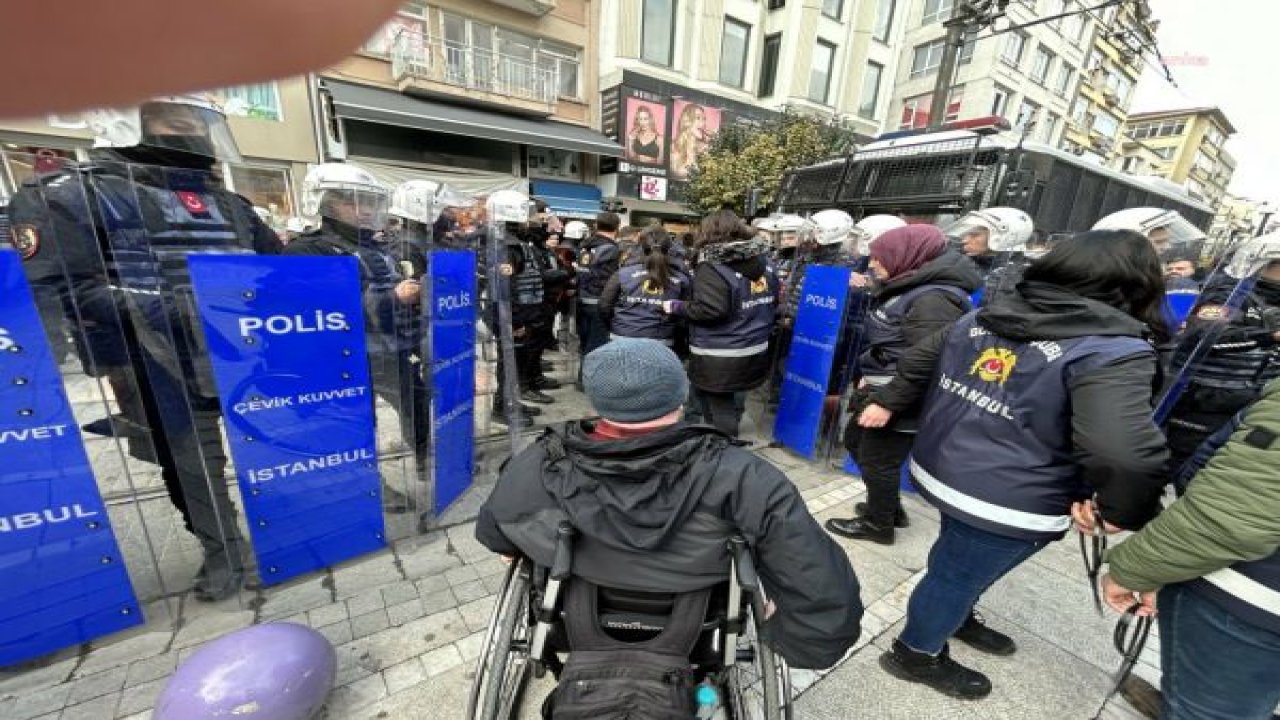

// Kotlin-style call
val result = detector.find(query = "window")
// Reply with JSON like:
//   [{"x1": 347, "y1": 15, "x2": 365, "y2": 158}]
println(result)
[
  {"x1": 1048, "y1": 0, "x2": 1067, "y2": 29},
  {"x1": 1153, "y1": 146, "x2": 1177, "y2": 160},
  {"x1": 859, "y1": 62, "x2": 884, "y2": 118},
  {"x1": 909, "y1": 36, "x2": 974, "y2": 79},
  {"x1": 362, "y1": 2, "x2": 427, "y2": 56},
  {"x1": 822, "y1": 0, "x2": 843, "y2": 19},
  {"x1": 1042, "y1": 113, "x2": 1059, "y2": 143},
  {"x1": 991, "y1": 86, "x2": 1012, "y2": 116},
  {"x1": 768, "y1": 0, "x2": 785, "y2": 8},
  {"x1": 758, "y1": 33, "x2": 782, "y2": 97},
  {"x1": 1055, "y1": 62, "x2": 1075, "y2": 95},
  {"x1": 719, "y1": 18, "x2": 751, "y2": 88},
  {"x1": 1092, "y1": 111, "x2": 1120, "y2": 137},
  {"x1": 1103, "y1": 71, "x2": 1132, "y2": 105},
  {"x1": 808, "y1": 40, "x2": 836, "y2": 104},
  {"x1": 439, "y1": 14, "x2": 582, "y2": 100},
  {"x1": 1016, "y1": 99, "x2": 1040, "y2": 132},
  {"x1": 1063, "y1": 1, "x2": 1086, "y2": 41},
  {"x1": 1030, "y1": 46, "x2": 1054, "y2": 84},
  {"x1": 1071, "y1": 100, "x2": 1088, "y2": 125},
  {"x1": 219, "y1": 83, "x2": 284, "y2": 121},
  {"x1": 873, "y1": 0, "x2": 896, "y2": 42},
  {"x1": 227, "y1": 166, "x2": 294, "y2": 230},
  {"x1": 921, "y1": 0, "x2": 955, "y2": 25},
  {"x1": 642, "y1": 0, "x2": 677, "y2": 66},
  {"x1": 899, "y1": 87, "x2": 963, "y2": 129},
  {"x1": 538, "y1": 41, "x2": 583, "y2": 99},
  {"x1": 1002, "y1": 32, "x2": 1027, "y2": 68}
]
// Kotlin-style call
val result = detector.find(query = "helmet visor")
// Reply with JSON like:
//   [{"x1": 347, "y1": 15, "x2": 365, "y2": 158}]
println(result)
[
  {"x1": 319, "y1": 189, "x2": 390, "y2": 231},
  {"x1": 139, "y1": 102, "x2": 242, "y2": 163},
  {"x1": 1145, "y1": 215, "x2": 1206, "y2": 255},
  {"x1": 943, "y1": 215, "x2": 996, "y2": 254}
]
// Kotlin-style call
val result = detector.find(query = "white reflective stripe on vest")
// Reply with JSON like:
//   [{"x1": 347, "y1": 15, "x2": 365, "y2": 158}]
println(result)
[
  {"x1": 611, "y1": 333, "x2": 674, "y2": 346},
  {"x1": 579, "y1": 297, "x2": 600, "y2": 305},
  {"x1": 1203, "y1": 568, "x2": 1280, "y2": 616},
  {"x1": 689, "y1": 342, "x2": 770, "y2": 358},
  {"x1": 909, "y1": 459, "x2": 1073, "y2": 533}
]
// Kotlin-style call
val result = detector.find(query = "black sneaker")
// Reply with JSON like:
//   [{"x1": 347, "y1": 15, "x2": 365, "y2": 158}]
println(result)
[
  {"x1": 953, "y1": 611, "x2": 1016, "y2": 656},
  {"x1": 540, "y1": 360, "x2": 556, "y2": 372},
  {"x1": 532, "y1": 375, "x2": 563, "y2": 390},
  {"x1": 855, "y1": 502, "x2": 910, "y2": 529},
  {"x1": 880, "y1": 640, "x2": 992, "y2": 700},
  {"x1": 824, "y1": 517, "x2": 894, "y2": 545},
  {"x1": 520, "y1": 388, "x2": 555, "y2": 405},
  {"x1": 519, "y1": 403, "x2": 542, "y2": 417}
]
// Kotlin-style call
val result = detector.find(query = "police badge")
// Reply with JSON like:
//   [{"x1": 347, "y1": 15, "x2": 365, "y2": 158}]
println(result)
[{"x1": 11, "y1": 224, "x2": 39, "y2": 260}]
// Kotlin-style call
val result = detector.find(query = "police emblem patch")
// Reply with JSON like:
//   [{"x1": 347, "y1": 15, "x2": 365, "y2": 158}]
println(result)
[
  {"x1": 11, "y1": 224, "x2": 39, "y2": 260},
  {"x1": 1196, "y1": 305, "x2": 1227, "y2": 320},
  {"x1": 750, "y1": 277, "x2": 768, "y2": 294},
  {"x1": 970, "y1": 347, "x2": 1017, "y2": 385}
]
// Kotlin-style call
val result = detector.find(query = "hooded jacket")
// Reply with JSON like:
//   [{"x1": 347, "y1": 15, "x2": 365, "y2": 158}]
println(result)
[
  {"x1": 475, "y1": 421, "x2": 864, "y2": 670},
  {"x1": 875, "y1": 281, "x2": 1169, "y2": 532}
]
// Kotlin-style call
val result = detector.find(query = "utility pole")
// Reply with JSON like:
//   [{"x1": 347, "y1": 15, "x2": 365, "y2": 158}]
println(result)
[{"x1": 927, "y1": 1, "x2": 1008, "y2": 131}]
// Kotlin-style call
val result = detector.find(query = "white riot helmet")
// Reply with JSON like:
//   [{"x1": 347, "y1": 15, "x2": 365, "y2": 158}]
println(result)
[
  {"x1": 849, "y1": 214, "x2": 907, "y2": 256},
  {"x1": 285, "y1": 217, "x2": 313, "y2": 235},
  {"x1": 772, "y1": 214, "x2": 808, "y2": 248},
  {"x1": 804, "y1": 209, "x2": 855, "y2": 247},
  {"x1": 85, "y1": 95, "x2": 243, "y2": 163},
  {"x1": 563, "y1": 220, "x2": 590, "y2": 241},
  {"x1": 1225, "y1": 231, "x2": 1280, "y2": 279},
  {"x1": 301, "y1": 163, "x2": 390, "y2": 233},
  {"x1": 390, "y1": 179, "x2": 442, "y2": 225},
  {"x1": 945, "y1": 207, "x2": 1034, "y2": 253},
  {"x1": 1092, "y1": 207, "x2": 1206, "y2": 253},
  {"x1": 487, "y1": 190, "x2": 534, "y2": 225}
]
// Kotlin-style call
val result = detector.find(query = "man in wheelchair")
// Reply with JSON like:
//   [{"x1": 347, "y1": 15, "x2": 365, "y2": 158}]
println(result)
[{"x1": 476, "y1": 338, "x2": 863, "y2": 682}]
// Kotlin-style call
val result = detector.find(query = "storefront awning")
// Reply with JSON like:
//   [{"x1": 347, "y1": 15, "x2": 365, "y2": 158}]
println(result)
[
  {"x1": 326, "y1": 80, "x2": 624, "y2": 157},
  {"x1": 530, "y1": 180, "x2": 603, "y2": 220}
]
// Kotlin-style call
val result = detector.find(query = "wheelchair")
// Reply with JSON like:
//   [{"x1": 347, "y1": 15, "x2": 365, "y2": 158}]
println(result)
[{"x1": 466, "y1": 527, "x2": 794, "y2": 719}]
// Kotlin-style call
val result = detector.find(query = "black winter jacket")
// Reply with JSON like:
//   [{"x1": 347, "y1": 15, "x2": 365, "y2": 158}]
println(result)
[
  {"x1": 874, "y1": 281, "x2": 1169, "y2": 528},
  {"x1": 475, "y1": 421, "x2": 864, "y2": 669},
  {"x1": 681, "y1": 240, "x2": 777, "y2": 392}
]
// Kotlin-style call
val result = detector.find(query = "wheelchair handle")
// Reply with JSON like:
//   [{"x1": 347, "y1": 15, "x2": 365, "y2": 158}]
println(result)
[
  {"x1": 728, "y1": 536, "x2": 760, "y2": 594},
  {"x1": 551, "y1": 522, "x2": 576, "y2": 581}
]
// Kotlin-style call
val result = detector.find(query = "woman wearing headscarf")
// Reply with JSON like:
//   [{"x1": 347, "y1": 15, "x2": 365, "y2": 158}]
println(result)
[
  {"x1": 826, "y1": 224, "x2": 980, "y2": 544},
  {"x1": 863, "y1": 230, "x2": 1170, "y2": 699}
]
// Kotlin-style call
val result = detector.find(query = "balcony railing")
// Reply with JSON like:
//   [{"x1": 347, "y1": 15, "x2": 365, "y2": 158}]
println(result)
[{"x1": 392, "y1": 28, "x2": 558, "y2": 112}]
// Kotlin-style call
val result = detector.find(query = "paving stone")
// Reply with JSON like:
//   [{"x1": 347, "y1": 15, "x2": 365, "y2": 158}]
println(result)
[
  {"x1": 398, "y1": 541, "x2": 463, "y2": 579},
  {"x1": 444, "y1": 526, "x2": 493, "y2": 563},
  {"x1": 451, "y1": 579, "x2": 487, "y2": 604},
  {"x1": 420, "y1": 644, "x2": 464, "y2": 678},
  {"x1": 77, "y1": 632, "x2": 171, "y2": 676},
  {"x1": 0, "y1": 653, "x2": 80, "y2": 696},
  {"x1": 335, "y1": 609, "x2": 470, "y2": 681},
  {"x1": 331, "y1": 554, "x2": 403, "y2": 600},
  {"x1": 444, "y1": 565, "x2": 480, "y2": 587},
  {"x1": 383, "y1": 658, "x2": 427, "y2": 695},
  {"x1": 8, "y1": 683, "x2": 70, "y2": 719},
  {"x1": 351, "y1": 609, "x2": 392, "y2": 639},
  {"x1": 387, "y1": 598, "x2": 426, "y2": 627},
  {"x1": 381, "y1": 581, "x2": 420, "y2": 608},
  {"x1": 457, "y1": 597, "x2": 496, "y2": 633},
  {"x1": 116, "y1": 677, "x2": 165, "y2": 717},
  {"x1": 421, "y1": 589, "x2": 459, "y2": 615},
  {"x1": 172, "y1": 610, "x2": 255, "y2": 650},
  {"x1": 454, "y1": 631, "x2": 487, "y2": 663},
  {"x1": 257, "y1": 579, "x2": 332, "y2": 620},
  {"x1": 316, "y1": 621, "x2": 354, "y2": 648},
  {"x1": 345, "y1": 590, "x2": 386, "y2": 619},
  {"x1": 414, "y1": 574, "x2": 451, "y2": 596},
  {"x1": 123, "y1": 653, "x2": 177, "y2": 689},
  {"x1": 307, "y1": 603, "x2": 349, "y2": 629},
  {"x1": 322, "y1": 673, "x2": 388, "y2": 717},
  {"x1": 67, "y1": 665, "x2": 127, "y2": 704},
  {"x1": 59, "y1": 691, "x2": 121, "y2": 720},
  {"x1": 118, "y1": 711, "x2": 153, "y2": 720}
]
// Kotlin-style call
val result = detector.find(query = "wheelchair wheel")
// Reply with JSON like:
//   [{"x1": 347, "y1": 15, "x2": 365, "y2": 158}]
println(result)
[
  {"x1": 724, "y1": 605, "x2": 793, "y2": 720},
  {"x1": 466, "y1": 558, "x2": 534, "y2": 720}
]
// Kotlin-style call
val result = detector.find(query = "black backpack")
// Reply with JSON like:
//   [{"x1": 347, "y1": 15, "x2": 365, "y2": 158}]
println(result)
[{"x1": 542, "y1": 579, "x2": 711, "y2": 720}]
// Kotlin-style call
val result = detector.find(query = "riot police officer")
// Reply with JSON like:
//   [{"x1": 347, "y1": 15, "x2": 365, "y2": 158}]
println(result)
[
  {"x1": 284, "y1": 165, "x2": 423, "y2": 507},
  {"x1": 1093, "y1": 207, "x2": 1207, "y2": 260},
  {"x1": 8, "y1": 95, "x2": 280, "y2": 601},
  {"x1": 947, "y1": 207, "x2": 1034, "y2": 306},
  {"x1": 576, "y1": 212, "x2": 622, "y2": 372}
]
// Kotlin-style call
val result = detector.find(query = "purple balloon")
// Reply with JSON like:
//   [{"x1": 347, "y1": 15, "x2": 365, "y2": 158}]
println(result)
[{"x1": 155, "y1": 622, "x2": 336, "y2": 720}]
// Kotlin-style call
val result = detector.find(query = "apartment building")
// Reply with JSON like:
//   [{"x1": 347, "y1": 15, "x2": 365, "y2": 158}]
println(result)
[
  {"x1": 1061, "y1": 0, "x2": 1149, "y2": 163},
  {"x1": 1118, "y1": 107, "x2": 1237, "y2": 207},
  {"x1": 595, "y1": 0, "x2": 907, "y2": 222},
  {"x1": 889, "y1": 0, "x2": 1092, "y2": 147},
  {"x1": 316, "y1": 0, "x2": 620, "y2": 220},
  {"x1": 1209, "y1": 193, "x2": 1263, "y2": 253},
  {"x1": 0, "y1": 80, "x2": 320, "y2": 230}
]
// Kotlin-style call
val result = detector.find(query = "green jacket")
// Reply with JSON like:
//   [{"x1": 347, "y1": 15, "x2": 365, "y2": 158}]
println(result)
[{"x1": 1108, "y1": 379, "x2": 1280, "y2": 591}]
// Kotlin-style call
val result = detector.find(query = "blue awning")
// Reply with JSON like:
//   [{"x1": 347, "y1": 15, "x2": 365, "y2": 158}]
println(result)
[{"x1": 531, "y1": 180, "x2": 603, "y2": 220}]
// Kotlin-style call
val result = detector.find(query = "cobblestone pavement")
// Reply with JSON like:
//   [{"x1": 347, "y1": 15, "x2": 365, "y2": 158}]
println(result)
[{"x1": 1, "y1": 348, "x2": 1157, "y2": 719}]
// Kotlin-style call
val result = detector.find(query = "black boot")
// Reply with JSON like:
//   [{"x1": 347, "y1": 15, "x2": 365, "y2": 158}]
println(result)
[
  {"x1": 520, "y1": 388, "x2": 555, "y2": 404},
  {"x1": 953, "y1": 611, "x2": 1016, "y2": 656},
  {"x1": 193, "y1": 538, "x2": 246, "y2": 602},
  {"x1": 880, "y1": 640, "x2": 991, "y2": 700},
  {"x1": 532, "y1": 375, "x2": 562, "y2": 390},
  {"x1": 825, "y1": 517, "x2": 894, "y2": 545},
  {"x1": 855, "y1": 502, "x2": 910, "y2": 528}
]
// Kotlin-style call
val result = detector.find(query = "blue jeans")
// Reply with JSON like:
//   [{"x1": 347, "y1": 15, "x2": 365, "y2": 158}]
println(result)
[
  {"x1": 1159, "y1": 583, "x2": 1280, "y2": 720},
  {"x1": 899, "y1": 514, "x2": 1049, "y2": 655}
]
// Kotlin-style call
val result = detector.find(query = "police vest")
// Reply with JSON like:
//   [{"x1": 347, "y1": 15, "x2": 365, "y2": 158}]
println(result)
[
  {"x1": 689, "y1": 263, "x2": 777, "y2": 358},
  {"x1": 860, "y1": 284, "x2": 971, "y2": 379},
  {"x1": 910, "y1": 312, "x2": 1156, "y2": 541},
  {"x1": 513, "y1": 241, "x2": 546, "y2": 307},
  {"x1": 300, "y1": 228, "x2": 418, "y2": 355},
  {"x1": 577, "y1": 235, "x2": 617, "y2": 302},
  {"x1": 610, "y1": 263, "x2": 687, "y2": 343},
  {"x1": 1189, "y1": 296, "x2": 1280, "y2": 391}
]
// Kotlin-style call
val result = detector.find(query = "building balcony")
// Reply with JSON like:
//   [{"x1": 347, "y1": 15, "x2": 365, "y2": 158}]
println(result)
[
  {"x1": 489, "y1": 0, "x2": 556, "y2": 16},
  {"x1": 391, "y1": 28, "x2": 558, "y2": 116}
]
